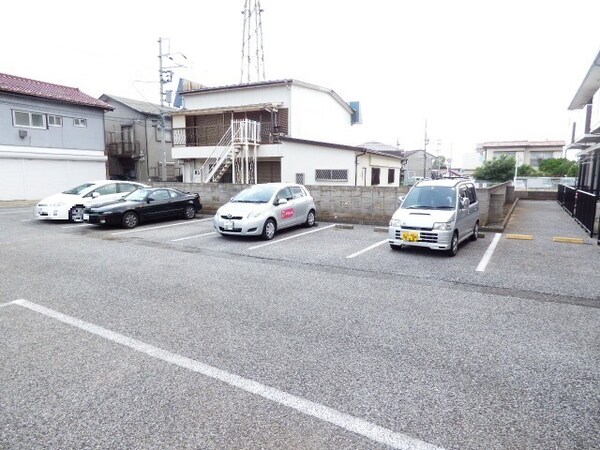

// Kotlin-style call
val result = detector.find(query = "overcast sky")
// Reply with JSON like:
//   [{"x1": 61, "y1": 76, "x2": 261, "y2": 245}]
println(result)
[{"x1": 2, "y1": 0, "x2": 599, "y2": 165}]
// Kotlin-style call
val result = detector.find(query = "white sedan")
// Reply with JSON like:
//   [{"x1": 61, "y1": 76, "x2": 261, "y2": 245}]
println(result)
[
  {"x1": 214, "y1": 183, "x2": 316, "y2": 240},
  {"x1": 35, "y1": 180, "x2": 147, "y2": 222}
]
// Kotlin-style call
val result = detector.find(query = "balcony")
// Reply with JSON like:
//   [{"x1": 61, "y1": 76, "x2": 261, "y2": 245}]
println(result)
[
  {"x1": 173, "y1": 122, "x2": 279, "y2": 147},
  {"x1": 107, "y1": 141, "x2": 141, "y2": 158}
]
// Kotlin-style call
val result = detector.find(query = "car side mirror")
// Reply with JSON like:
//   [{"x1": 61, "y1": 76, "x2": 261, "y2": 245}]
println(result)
[
  {"x1": 92, "y1": 192, "x2": 100, "y2": 198},
  {"x1": 398, "y1": 196, "x2": 405, "y2": 205},
  {"x1": 147, "y1": 197, "x2": 155, "y2": 203},
  {"x1": 461, "y1": 198, "x2": 469, "y2": 209},
  {"x1": 276, "y1": 198, "x2": 288, "y2": 206}
]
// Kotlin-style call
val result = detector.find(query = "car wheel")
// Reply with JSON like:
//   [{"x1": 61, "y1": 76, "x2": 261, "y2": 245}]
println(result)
[
  {"x1": 390, "y1": 244, "x2": 402, "y2": 251},
  {"x1": 122, "y1": 211, "x2": 139, "y2": 229},
  {"x1": 183, "y1": 205, "x2": 196, "y2": 220},
  {"x1": 305, "y1": 209, "x2": 316, "y2": 227},
  {"x1": 69, "y1": 205, "x2": 84, "y2": 223},
  {"x1": 448, "y1": 231, "x2": 459, "y2": 257},
  {"x1": 262, "y1": 218, "x2": 276, "y2": 240},
  {"x1": 470, "y1": 221, "x2": 479, "y2": 241}
]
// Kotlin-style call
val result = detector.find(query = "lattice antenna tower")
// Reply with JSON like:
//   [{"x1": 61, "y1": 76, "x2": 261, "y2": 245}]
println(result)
[{"x1": 240, "y1": 0, "x2": 266, "y2": 84}]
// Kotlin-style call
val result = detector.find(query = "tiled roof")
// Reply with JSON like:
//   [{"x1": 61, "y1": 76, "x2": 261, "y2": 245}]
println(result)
[
  {"x1": 101, "y1": 94, "x2": 178, "y2": 116},
  {"x1": 0, "y1": 72, "x2": 112, "y2": 110}
]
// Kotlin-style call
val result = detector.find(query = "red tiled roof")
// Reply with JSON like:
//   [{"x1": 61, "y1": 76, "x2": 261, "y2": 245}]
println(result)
[{"x1": 0, "y1": 72, "x2": 112, "y2": 110}]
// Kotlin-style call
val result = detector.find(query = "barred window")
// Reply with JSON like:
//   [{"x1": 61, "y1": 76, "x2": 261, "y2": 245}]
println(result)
[
  {"x1": 315, "y1": 169, "x2": 348, "y2": 181},
  {"x1": 371, "y1": 168, "x2": 380, "y2": 185},
  {"x1": 388, "y1": 168, "x2": 395, "y2": 184},
  {"x1": 295, "y1": 173, "x2": 305, "y2": 184}
]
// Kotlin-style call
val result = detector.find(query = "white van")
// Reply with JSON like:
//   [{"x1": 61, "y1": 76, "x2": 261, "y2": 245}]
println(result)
[{"x1": 388, "y1": 178, "x2": 480, "y2": 256}]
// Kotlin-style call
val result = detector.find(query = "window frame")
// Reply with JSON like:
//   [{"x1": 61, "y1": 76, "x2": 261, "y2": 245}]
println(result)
[
  {"x1": 48, "y1": 115, "x2": 63, "y2": 127},
  {"x1": 371, "y1": 167, "x2": 381, "y2": 186},
  {"x1": 387, "y1": 168, "x2": 395, "y2": 184},
  {"x1": 314, "y1": 169, "x2": 348, "y2": 182},
  {"x1": 73, "y1": 118, "x2": 87, "y2": 128},
  {"x1": 12, "y1": 110, "x2": 47, "y2": 129}
]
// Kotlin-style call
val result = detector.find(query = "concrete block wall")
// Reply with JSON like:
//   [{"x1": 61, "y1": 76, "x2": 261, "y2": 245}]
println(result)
[{"x1": 153, "y1": 182, "x2": 508, "y2": 226}]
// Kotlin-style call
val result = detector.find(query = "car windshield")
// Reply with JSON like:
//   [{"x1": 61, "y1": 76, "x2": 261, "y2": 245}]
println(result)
[
  {"x1": 402, "y1": 186, "x2": 456, "y2": 209},
  {"x1": 62, "y1": 183, "x2": 96, "y2": 195},
  {"x1": 232, "y1": 185, "x2": 278, "y2": 203},
  {"x1": 123, "y1": 188, "x2": 152, "y2": 202}
]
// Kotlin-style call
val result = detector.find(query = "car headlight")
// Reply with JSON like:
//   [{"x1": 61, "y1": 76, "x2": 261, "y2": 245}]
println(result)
[
  {"x1": 432, "y1": 222, "x2": 452, "y2": 231},
  {"x1": 247, "y1": 209, "x2": 263, "y2": 219},
  {"x1": 389, "y1": 218, "x2": 401, "y2": 227}
]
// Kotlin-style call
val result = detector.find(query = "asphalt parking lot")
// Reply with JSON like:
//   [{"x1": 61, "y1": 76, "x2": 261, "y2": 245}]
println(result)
[{"x1": 1, "y1": 200, "x2": 599, "y2": 449}]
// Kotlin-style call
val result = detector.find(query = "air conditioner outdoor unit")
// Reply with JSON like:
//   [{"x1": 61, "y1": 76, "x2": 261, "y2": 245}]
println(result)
[{"x1": 19, "y1": 129, "x2": 28, "y2": 138}]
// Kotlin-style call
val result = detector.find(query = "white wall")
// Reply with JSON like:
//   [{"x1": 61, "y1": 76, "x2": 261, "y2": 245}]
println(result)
[
  {"x1": 0, "y1": 145, "x2": 106, "y2": 200},
  {"x1": 182, "y1": 85, "x2": 291, "y2": 111},
  {"x1": 289, "y1": 84, "x2": 353, "y2": 144}
]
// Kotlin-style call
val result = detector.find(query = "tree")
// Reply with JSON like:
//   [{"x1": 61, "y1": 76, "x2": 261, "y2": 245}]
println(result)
[
  {"x1": 538, "y1": 158, "x2": 577, "y2": 177},
  {"x1": 432, "y1": 155, "x2": 447, "y2": 169},
  {"x1": 517, "y1": 164, "x2": 539, "y2": 176},
  {"x1": 473, "y1": 155, "x2": 516, "y2": 182}
]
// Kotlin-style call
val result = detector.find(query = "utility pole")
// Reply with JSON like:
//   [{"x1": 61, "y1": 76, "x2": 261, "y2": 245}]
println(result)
[
  {"x1": 240, "y1": 0, "x2": 266, "y2": 83},
  {"x1": 423, "y1": 119, "x2": 429, "y2": 178},
  {"x1": 158, "y1": 38, "x2": 186, "y2": 182}
]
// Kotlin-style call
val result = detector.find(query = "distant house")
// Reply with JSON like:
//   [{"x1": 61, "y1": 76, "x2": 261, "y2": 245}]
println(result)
[
  {"x1": 475, "y1": 141, "x2": 565, "y2": 170},
  {"x1": 565, "y1": 48, "x2": 600, "y2": 195},
  {"x1": 100, "y1": 94, "x2": 180, "y2": 182},
  {"x1": 171, "y1": 79, "x2": 405, "y2": 186},
  {"x1": 0, "y1": 72, "x2": 112, "y2": 200},
  {"x1": 372, "y1": 143, "x2": 434, "y2": 182}
]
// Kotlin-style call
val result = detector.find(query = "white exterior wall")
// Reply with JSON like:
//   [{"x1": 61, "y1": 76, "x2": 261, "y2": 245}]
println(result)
[
  {"x1": 591, "y1": 90, "x2": 600, "y2": 132},
  {"x1": 278, "y1": 141, "x2": 356, "y2": 185},
  {"x1": 289, "y1": 85, "x2": 353, "y2": 144},
  {"x1": 0, "y1": 145, "x2": 107, "y2": 200},
  {"x1": 182, "y1": 85, "x2": 291, "y2": 111}
]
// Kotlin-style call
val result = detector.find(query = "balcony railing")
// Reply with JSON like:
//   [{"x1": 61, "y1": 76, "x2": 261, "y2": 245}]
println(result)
[
  {"x1": 107, "y1": 141, "x2": 141, "y2": 157},
  {"x1": 173, "y1": 121, "x2": 278, "y2": 147},
  {"x1": 558, "y1": 184, "x2": 597, "y2": 237}
]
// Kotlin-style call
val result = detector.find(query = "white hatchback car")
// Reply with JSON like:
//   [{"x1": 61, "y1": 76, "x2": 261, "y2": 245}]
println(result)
[
  {"x1": 214, "y1": 183, "x2": 316, "y2": 240},
  {"x1": 36, "y1": 180, "x2": 146, "y2": 222}
]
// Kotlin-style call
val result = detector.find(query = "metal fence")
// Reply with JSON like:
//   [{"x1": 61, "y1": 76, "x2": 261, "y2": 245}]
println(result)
[{"x1": 558, "y1": 184, "x2": 597, "y2": 237}]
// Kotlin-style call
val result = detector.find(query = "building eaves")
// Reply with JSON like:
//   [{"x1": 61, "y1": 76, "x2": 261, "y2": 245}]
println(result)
[
  {"x1": 568, "y1": 48, "x2": 600, "y2": 110},
  {"x1": 279, "y1": 137, "x2": 406, "y2": 161},
  {"x1": 0, "y1": 72, "x2": 113, "y2": 110},
  {"x1": 180, "y1": 79, "x2": 353, "y2": 114},
  {"x1": 100, "y1": 94, "x2": 176, "y2": 116}
]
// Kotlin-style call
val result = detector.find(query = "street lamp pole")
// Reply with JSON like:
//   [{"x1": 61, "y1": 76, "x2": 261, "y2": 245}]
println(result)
[{"x1": 423, "y1": 119, "x2": 428, "y2": 178}]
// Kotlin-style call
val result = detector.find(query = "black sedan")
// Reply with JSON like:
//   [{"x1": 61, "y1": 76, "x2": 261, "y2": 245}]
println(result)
[{"x1": 84, "y1": 187, "x2": 202, "y2": 229}]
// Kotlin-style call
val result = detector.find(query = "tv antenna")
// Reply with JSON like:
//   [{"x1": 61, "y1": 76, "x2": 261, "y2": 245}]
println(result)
[{"x1": 240, "y1": 0, "x2": 266, "y2": 83}]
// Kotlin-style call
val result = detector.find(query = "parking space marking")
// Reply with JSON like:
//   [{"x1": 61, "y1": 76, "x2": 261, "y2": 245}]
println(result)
[
  {"x1": 8, "y1": 299, "x2": 442, "y2": 450},
  {"x1": 248, "y1": 224, "x2": 337, "y2": 250},
  {"x1": 346, "y1": 239, "x2": 389, "y2": 259},
  {"x1": 112, "y1": 218, "x2": 213, "y2": 235},
  {"x1": 553, "y1": 237, "x2": 584, "y2": 244},
  {"x1": 0, "y1": 301, "x2": 16, "y2": 308},
  {"x1": 61, "y1": 224, "x2": 93, "y2": 229},
  {"x1": 171, "y1": 231, "x2": 217, "y2": 242},
  {"x1": 476, "y1": 233, "x2": 502, "y2": 272},
  {"x1": 506, "y1": 234, "x2": 533, "y2": 240},
  {"x1": 0, "y1": 209, "x2": 33, "y2": 215}
]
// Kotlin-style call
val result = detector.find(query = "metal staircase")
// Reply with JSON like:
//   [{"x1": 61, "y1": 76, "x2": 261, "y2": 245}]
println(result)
[{"x1": 193, "y1": 119, "x2": 261, "y2": 184}]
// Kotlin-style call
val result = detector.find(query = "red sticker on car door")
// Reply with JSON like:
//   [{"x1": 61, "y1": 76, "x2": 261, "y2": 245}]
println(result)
[{"x1": 281, "y1": 208, "x2": 294, "y2": 219}]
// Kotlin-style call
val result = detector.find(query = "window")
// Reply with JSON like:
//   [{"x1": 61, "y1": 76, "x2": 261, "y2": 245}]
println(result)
[
  {"x1": 530, "y1": 152, "x2": 554, "y2": 167},
  {"x1": 92, "y1": 184, "x2": 117, "y2": 196},
  {"x1": 295, "y1": 173, "x2": 305, "y2": 184},
  {"x1": 467, "y1": 185, "x2": 477, "y2": 203},
  {"x1": 13, "y1": 110, "x2": 46, "y2": 129},
  {"x1": 48, "y1": 115, "x2": 62, "y2": 127},
  {"x1": 149, "y1": 190, "x2": 171, "y2": 201},
  {"x1": 74, "y1": 118, "x2": 87, "y2": 127},
  {"x1": 276, "y1": 187, "x2": 293, "y2": 201},
  {"x1": 155, "y1": 127, "x2": 172, "y2": 143},
  {"x1": 371, "y1": 168, "x2": 380, "y2": 186},
  {"x1": 291, "y1": 186, "x2": 305, "y2": 199},
  {"x1": 388, "y1": 168, "x2": 395, "y2": 184},
  {"x1": 118, "y1": 183, "x2": 140, "y2": 194},
  {"x1": 315, "y1": 169, "x2": 348, "y2": 181}
]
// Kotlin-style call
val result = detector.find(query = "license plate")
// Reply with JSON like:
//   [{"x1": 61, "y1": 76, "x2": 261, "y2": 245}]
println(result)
[
  {"x1": 402, "y1": 231, "x2": 419, "y2": 242},
  {"x1": 224, "y1": 220, "x2": 234, "y2": 230}
]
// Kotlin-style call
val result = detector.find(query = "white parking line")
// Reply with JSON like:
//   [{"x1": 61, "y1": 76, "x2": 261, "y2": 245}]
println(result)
[
  {"x1": 0, "y1": 210, "x2": 33, "y2": 215},
  {"x1": 171, "y1": 231, "x2": 216, "y2": 242},
  {"x1": 476, "y1": 233, "x2": 502, "y2": 272},
  {"x1": 248, "y1": 224, "x2": 337, "y2": 250},
  {"x1": 8, "y1": 299, "x2": 442, "y2": 450},
  {"x1": 61, "y1": 224, "x2": 93, "y2": 229},
  {"x1": 112, "y1": 218, "x2": 213, "y2": 235},
  {"x1": 346, "y1": 239, "x2": 389, "y2": 259}
]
